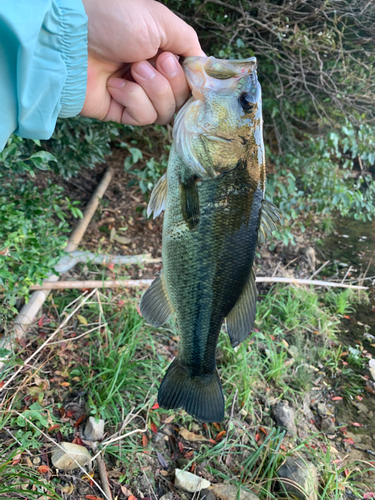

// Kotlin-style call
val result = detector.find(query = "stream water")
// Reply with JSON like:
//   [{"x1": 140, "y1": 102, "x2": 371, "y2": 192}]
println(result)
[{"x1": 319, "y1": 217, "x2": 375, "y2": 470}]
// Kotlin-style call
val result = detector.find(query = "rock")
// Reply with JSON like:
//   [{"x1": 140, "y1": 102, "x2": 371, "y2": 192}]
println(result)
[
  {"x1": 84, "y1": 416, "x2": 105, "y2": 441},
  {"x1": 272, "y1": 402, "x2": 297, "y2": 435},
  {"x1": 51, "y1": 442, "x2": 92, "y2": 471},
  {"x1": 277, "y1": 457, "x2": 318, "y2": 500},
  {"x1": 200, "y1": 489, "x2": 216, "y2": 500},
  {"x1": 159, "y1": 494, "x2": 174, "y2": 500},
  {"x1": 174, "y1": 469, "x2": 210, "y2": 493},
  {"x1": 210, "y1": 483, "x2": 260, "y2": 500},
  {"x1": 316, "y1": 402, "x2": 328, "y2": 416},
  {"x1": 320, "y1": 417, "x2": 335, "y2": 432},
  {"x1": 369, "y1": 359, "x2": 375, "y2": 381}
]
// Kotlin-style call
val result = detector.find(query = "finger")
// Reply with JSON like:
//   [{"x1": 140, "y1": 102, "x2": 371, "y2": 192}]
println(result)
[
  {"x1": 155, "y1": 52, "x2": 190, "y2": 111},
  {"x1": 131, "y1": 60, "x2": 178, "y2": 124},
  {"x1": 106, "y1": 78, "x2": 158, "y2": 126},
  {"x1": 151, "y1": 2, "x2": 206, "y2": 57}
]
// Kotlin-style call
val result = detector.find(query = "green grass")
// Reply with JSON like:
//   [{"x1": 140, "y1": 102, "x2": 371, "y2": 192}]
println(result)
[{"x1": 0, "y1": 284, "x2": 374, "y2": 499}]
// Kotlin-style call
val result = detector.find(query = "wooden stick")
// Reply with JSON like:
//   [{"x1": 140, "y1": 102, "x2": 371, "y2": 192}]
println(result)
[{"x1": 29, "y1": 277, "x2": 369, "y2": 291}]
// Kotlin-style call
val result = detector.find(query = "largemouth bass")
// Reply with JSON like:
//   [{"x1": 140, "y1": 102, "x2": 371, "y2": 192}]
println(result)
[{"x1": 140, "y1": 56, "x2": 278, "y2": 422}]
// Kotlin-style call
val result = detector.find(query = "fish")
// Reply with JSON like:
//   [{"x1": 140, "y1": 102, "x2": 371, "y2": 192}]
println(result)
[{"x1": 140, "y1": 56, "x2": 279, "y2": 422}]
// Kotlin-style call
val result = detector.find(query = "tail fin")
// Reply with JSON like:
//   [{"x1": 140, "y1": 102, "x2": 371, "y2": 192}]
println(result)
[{"x1": 158, "y1": 358, "x2": 224, "y2": 422}]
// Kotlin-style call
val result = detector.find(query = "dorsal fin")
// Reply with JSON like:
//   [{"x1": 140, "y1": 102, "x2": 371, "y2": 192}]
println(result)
[
  {"x1": 258, "y1": 199, "x2": 280, "y2": 245},
  {"x1": 147, "y1": 173, "x2": 168, "y2": 219}
]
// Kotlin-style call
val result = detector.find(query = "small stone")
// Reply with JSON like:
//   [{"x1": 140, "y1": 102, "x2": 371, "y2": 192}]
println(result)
[
  {"x1": 84, "y1": 416, "x2": 105, "y2": 441},
  {"x1": 200, "y1": 489, "x2": 216, "y2": 500},
  {"x1": 272, "y1": 402, "x2": 297, "y2": 434},
  {"x1": 277, "y1": 457, "x2": 318, "y2": 500},
  {"x1": 32, "y1": 457, "x2": 41, "y2": 465},
  {"x1": 316, "y1": 403, "x2": 328, "y2": 416},
  {"x1": 174, "y1": 469, "x2": 210, "y2": 493},
  {"x1": 159, "y1": 494, "x2": 174, "y2": 500},
  {"x1": 51, "y1": 442, "x2": 92, "y2": 471},
  {"x1": 320, "y1": 417, "x2": 335, "y2": 432},
  {"x1": 210, "y1": 483, "x2": 260, "y2": 500}
]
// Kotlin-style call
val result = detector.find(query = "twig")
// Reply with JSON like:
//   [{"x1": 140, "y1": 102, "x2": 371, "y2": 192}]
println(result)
[
  {"x1": 4, "y1": 427, "x2": 33, "y2": 455},
  {"x1": 29, "y1": 277, "x2": 369, "y2": 291},
  {"x1": 10, "y1": 410, "x2": 110, "y2": 500},
  {"x1": 309, "y1": 260, "x2": 330, "y2": 280},
  {"x1": 89, "y1": 442, "x2": 113, "y2": 500},
  {"x1": 341, "y1": 265, "x2": 353, "y2": 284},
  {"x1": 220, "y1": 389, "x2": 238, "y2": 463},
  {"x1": 0, "y1": 289, "x2": 96, "y2": 392}
]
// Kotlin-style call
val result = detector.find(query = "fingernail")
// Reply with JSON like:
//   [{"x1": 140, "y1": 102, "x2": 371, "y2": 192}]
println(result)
[
  {"x1": 107, "y1": 77, "x2": 125, "y2": 89},
  {"x1": 134, "y1": 62, "x2": 156, "y2": 80},
  {"x1": 160, "y1": 55, "x2": 179, "y2": 78}
]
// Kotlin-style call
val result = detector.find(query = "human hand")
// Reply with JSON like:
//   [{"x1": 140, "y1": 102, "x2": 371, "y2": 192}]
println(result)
[{"x1": 80, "y1": 0, "x2": 205, "y2": 126}]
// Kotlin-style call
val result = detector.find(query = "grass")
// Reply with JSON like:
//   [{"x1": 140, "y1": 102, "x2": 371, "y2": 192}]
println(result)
[{"x1": 0, "y1": 283, "x2": 374, "y2": 499}]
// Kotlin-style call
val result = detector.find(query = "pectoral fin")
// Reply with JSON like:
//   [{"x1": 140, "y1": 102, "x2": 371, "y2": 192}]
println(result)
[
  {"x1": 147, "y1": 173, "x2": 168, "y2": 219},
  {"x1": 258, "y1": 199, "x2": 280, "y2": 245},
  {"x1": 225, "y1": 269, "x2": 257, "y2": 347},
  {"x1": 180, "y1": 177, "x2": 200, "y2": 229},
  {"x1": 139, "y1": 272, "x2": 174, "y2": 327}
]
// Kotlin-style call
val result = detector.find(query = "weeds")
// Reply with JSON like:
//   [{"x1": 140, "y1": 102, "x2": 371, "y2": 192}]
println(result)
[{"x1": 0, "y1": 285, "x2": 374, "y2": 498}]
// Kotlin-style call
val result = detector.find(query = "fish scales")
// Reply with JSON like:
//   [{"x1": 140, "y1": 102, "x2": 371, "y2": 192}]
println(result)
[{"x1": 140, "y1": 56, "x2": 279, "y2": 422}]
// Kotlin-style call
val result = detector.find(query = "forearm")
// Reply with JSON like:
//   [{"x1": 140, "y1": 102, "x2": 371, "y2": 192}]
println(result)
[{"x1": 0, "y1": 0, "x2": 88, "y2": 151}]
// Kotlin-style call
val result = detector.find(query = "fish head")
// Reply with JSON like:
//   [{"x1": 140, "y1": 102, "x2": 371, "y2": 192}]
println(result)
[{"x1": 173, "y1": 56, "x2": 264, "y2": 179}]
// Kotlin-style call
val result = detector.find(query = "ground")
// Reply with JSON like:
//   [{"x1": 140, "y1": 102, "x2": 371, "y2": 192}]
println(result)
[{"x1": 0, "y1": 146, "x2": 375, "y2": 500}]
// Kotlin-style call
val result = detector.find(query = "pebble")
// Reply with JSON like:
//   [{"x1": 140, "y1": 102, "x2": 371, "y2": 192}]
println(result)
[
  {"x1": 159, "y1": 494, "x2": 174, "y2": 500},
  {"x1": 210, "y1": 483, "x2": 260, "y2": 500},
  {"x1": 174, "y1": 469, "x2": 211, "y2": 493},
  {"x1": 316, "y1": 402, "x2": 328, "y2": 416},
  {"x1": 51, "y1": 442, "x2": 92, "y2": 471},
  {"x1": 320, "y1": 417, "x2": 335, "y2": 432},
  {"x1": 277, "y1": 457, "x2": 318, "y2": 500},
  {"x1": 200, "y1": 489, "x2": 216, "y2": 500},
  {"x1": 84, "y1": 416, "x2": 105, "y2": 441},
  {"x1": 272, "y1": 402, "x2": 297, "y2": 435}
]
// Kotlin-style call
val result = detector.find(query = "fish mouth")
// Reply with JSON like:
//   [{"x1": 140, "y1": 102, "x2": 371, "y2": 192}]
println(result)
[{"x1": 183, "y1": 56, "x2": 257, "y2": 81}]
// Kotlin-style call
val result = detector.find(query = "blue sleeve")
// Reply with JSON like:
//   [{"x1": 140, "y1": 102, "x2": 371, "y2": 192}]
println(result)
[{"x1": 0, "y1": 0, "x2": 88, "y2": 151}]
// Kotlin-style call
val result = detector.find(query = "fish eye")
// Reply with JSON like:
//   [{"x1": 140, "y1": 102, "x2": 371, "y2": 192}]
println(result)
[{"x1": 239, "y1": 92, "x2": 256, "y2": 113}]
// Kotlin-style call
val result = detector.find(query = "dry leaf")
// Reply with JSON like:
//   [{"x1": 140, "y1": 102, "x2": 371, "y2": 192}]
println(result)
[
  {"x1": 62, "y1": 484, "x2": 74, "y2": 495},
  {"x1": 164, "y1": 414, "x2": 175, "y2": 424},
  {"x1": 37, "y1": 465, "x2": 50, "y2": 474},
  {"x1": 76, "y1": 315, "x2": 88, "y2": 325},
  {"x1": 179, "y1": 427, "x2": 208, "y2": 442},
  {"x1": 120, "y1": 486, "x2": 133, "y2": 496}
]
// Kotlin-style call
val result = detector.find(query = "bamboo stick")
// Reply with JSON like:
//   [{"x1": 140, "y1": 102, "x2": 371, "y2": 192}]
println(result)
[{"x1": 28, "y1": 277, "x2": 369, "y2": 291}]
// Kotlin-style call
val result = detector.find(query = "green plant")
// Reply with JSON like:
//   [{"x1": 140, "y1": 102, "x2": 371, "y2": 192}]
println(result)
[{"x1": 0, "y1": 177, "x2": 81, "y2": 316}]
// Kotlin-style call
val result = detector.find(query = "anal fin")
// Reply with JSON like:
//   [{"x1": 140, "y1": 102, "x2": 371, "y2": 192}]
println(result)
[
  {"x1": 179, "y1": 177, "x2": 200, "y2": 229},
  {"x1": 139, "y1": 271, "x2": 174, "y2": 327},
  {"x1": 258, "y1": 199, "x2": 280, "y2": 245},
  {"x1": 147, "y1": 173, "x2": 167, "y2": 219},
  {"x1": 225, "y1": 269, "x2": 257, "y2": 347}
]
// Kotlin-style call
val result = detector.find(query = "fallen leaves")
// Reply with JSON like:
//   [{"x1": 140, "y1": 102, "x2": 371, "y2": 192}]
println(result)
[
  {"x1": 37, "y1": 465, "x2": 50, "y2": 474},
  {"x1": 343, "y1": 437, "x2": 355, "y2": 445},
  {"x1": 179, "y1": 427, "x2": 208, "y2": 442}
]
